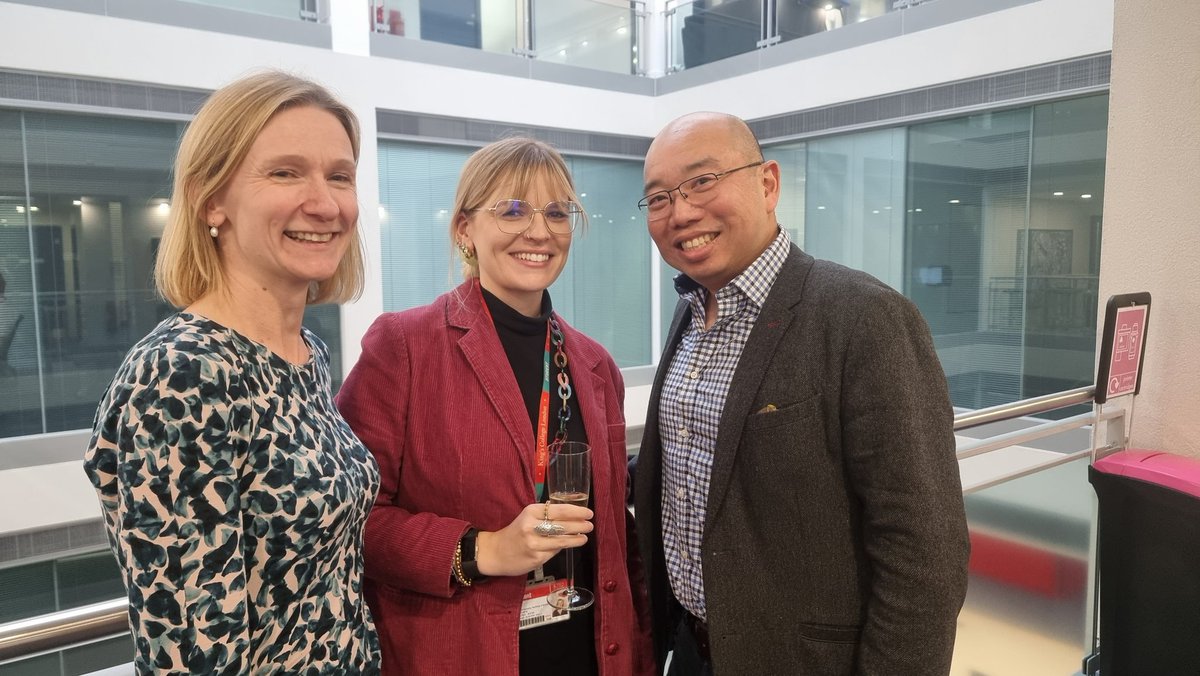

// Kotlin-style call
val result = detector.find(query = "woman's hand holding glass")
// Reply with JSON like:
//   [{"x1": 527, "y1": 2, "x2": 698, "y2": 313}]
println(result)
[{"x1": 474, "y1": 502, "x2": 593, "y2": 577}]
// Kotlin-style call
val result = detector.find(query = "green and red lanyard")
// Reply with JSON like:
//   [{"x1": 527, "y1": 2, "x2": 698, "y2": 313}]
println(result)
[{"x1": 477, "y1": 280, "x2": 572, "y2": 501}]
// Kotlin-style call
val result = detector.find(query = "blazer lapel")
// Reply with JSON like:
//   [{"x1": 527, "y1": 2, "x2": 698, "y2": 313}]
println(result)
[
  {"x1": 447, "y1": 283, "x2": 539, "y2": 493},
  {"x1": 561, "y1": 321, "x2": 612, "y2": 507},
  {"x1": 704, "y1": 247, "x2": 815, "y2": 534}
]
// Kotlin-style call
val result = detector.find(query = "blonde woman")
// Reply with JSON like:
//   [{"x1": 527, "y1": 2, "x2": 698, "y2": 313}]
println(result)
[
  {"x1": 83, "y1": 71, "x2": 380, "y2": 674},
  {"x1": 338, "y1": 137, "x2": 653, "y2": 675}
]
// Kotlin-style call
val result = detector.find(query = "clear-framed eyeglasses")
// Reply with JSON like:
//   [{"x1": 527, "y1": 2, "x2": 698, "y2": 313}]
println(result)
[
  {"x1": 637, "y1": 161, "x2": 764, "y2": 219},
  {"x1": 474, "y1": 199, "x2": 583, "y2": 235}
]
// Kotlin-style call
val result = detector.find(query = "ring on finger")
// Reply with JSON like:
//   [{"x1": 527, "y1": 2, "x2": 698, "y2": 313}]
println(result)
[{"x1": 534, "y1": 519, "x2": 557, "y2": 537}]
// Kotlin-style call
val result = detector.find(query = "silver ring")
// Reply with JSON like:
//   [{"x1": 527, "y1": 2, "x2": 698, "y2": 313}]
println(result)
[{"x1": 534, "y1": 519, "x2": 566, "y2": 537}]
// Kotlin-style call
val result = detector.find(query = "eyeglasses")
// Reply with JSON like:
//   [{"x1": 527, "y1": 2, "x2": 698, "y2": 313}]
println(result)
[
  {"x1": 473, "y1": 199, "x2": 582, "y2": 235},
  {"x1": 637, "y1": 161, "x2": 764, "y2": 219}
]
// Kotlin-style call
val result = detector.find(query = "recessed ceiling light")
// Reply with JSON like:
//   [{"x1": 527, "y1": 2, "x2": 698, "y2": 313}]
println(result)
[
  {"x1": 15, "y1": 206, "x2": 24, "y2": 213},
  {"x1": 872, "y1": 210, "x2": 879, "y2": 214},
  {"x1": 29, "y1": 206, "x2": 38, "y2": 212},
  {"x1": 915, "y1": 208, "x2": 923, "y2": 213},
  {"x1": 616, "y1": 26, "x2": 627, "y2": 35},
  {"x1": 1081, "y1": 193, "x2": 1093, "y2": 199},
  {"x1": 73, "y1": 200, "x2": 82, "y2": 206},
  {"x1": 558, "y1": 49, "x2": 566, "y2": 57},
  {"x1": 581, "y1": 41, "x2": 588, "y2": 47},
  {"x1": 948, "y1": 199, "x2": 960, "y2": 204},
  {"x1": 817, "y1": 206, "x2": 826, "y2": 210},
  {"x1": 1053, "y1": 191, "x2": 1064, "y2": 196}
]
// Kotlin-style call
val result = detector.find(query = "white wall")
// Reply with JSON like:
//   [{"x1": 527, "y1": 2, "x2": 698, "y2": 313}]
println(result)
[{"x1": 1100, "y1": 0, "x2": 1200, "y2": 457}]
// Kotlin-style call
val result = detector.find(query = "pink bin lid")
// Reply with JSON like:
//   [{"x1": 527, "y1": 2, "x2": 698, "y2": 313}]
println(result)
[{"x1": 1094, "y1": 449, "x2": 1200, "y2": 499}]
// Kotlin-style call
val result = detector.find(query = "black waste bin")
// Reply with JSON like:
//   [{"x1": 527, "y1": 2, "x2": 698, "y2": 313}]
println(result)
[{"x1": 1089, "y1": 449, "x2": 1200, "y2": 675}]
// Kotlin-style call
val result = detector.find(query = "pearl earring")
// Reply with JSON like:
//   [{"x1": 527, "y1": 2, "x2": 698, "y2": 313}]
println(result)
[{"x1": 209, "y1": 225, "x2": 218, "y2": 239}]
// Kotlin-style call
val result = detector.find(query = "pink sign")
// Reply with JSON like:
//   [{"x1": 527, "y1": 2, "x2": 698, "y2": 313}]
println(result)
[{"x1": 1106, "y1": 305, "x2": 1147, "y2": 399}]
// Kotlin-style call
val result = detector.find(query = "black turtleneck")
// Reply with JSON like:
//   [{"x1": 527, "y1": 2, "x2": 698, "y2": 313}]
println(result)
[{"x1": 481, "y1": 288, "x2": 598, "y2": 676}]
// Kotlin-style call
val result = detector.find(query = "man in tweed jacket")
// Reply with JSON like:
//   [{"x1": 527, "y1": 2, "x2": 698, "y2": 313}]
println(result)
[{"x1": 633, "y1": 112, "x2": 969, "y2": 675}]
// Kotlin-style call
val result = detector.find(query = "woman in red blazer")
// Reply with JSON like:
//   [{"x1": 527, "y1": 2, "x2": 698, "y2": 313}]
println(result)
[{"x1": 337, "y1": 137, "x2": 653, "y2": 676}]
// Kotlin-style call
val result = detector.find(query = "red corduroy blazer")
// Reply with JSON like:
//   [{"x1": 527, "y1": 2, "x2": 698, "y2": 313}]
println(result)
[{"x1": 337, "y1": 282, "x2": 653, "y2": 676}]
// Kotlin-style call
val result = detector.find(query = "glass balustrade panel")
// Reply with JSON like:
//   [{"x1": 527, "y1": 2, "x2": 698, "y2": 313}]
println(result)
[{"x1": 532, "y1": 0, "x2": 638, "y2": 74}]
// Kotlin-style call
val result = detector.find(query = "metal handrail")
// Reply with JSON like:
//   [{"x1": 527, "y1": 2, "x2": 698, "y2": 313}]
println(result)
[
  {"x1": 954, "y1": 385, "x2": 1094, "y2": 431},
  {"x1": 0, "y1": 599, "x2": 127, "y2": 664},
  {"x1": 0, "y1": 384, "x2": 1105, "y2": 664}
]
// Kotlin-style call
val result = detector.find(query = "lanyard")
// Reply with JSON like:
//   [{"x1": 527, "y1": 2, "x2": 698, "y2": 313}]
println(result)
[{"x1": 477, "y1": 281, "x2": 571, "y2": 501}]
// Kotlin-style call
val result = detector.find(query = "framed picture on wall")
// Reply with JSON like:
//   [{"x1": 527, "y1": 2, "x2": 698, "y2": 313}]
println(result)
[{"x1": 1016, "y1": 228, "x2": 1073, "y2": 276}]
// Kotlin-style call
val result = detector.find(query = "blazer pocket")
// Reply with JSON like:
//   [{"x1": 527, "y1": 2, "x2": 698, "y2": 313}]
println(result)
[
  {"x1": 742, "y1": 393, "x2": 822, "y2": 432},
  {"x1": 796, "y1": 621, "x2": 862, "y2": 644}
]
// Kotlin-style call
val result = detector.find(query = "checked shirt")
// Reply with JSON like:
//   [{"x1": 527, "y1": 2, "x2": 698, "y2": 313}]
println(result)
[{"x1": 659, "y1": 228, "x2": 791, "y2": 622}]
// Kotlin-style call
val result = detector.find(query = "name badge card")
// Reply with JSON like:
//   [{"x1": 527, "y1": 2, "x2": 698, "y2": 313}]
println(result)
[{"x1": 519, "y1": 577, "x2": 570, "y2": 631}]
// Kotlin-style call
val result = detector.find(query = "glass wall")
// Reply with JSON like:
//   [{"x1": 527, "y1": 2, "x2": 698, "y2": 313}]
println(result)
[
  {"x1": 908, "y1": 96, "x2": 1107, "y2": 408},
  {"x1": 378, "y1": 140, "x2": 652, "y2": 367},
  {"x1": 0, "y1": 109, "x2": 343, "y2": 441}
]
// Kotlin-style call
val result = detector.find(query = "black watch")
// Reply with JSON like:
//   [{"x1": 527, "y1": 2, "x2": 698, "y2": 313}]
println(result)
[{"x1": 461, "y1": 528, "x2": 485, "y2": 581}]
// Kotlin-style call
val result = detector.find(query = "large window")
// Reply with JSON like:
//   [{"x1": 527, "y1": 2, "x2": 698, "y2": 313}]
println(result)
[
  {"x1": 908, "y1": 96, "x2": 1106, "y2": 408},
  {"x1": 658, "y1": 95, "x2": 1107, "y2": 411},
  {"x1": 0, "y1": 110, "x2": 343, "y2": 441},
  {"x1": 377, "y1": 140, "x2": 652, "y2": 367}
]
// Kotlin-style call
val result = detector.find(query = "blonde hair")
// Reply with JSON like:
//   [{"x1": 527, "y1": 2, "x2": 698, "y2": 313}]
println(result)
[
  {"x1": 451, "y1": 137, "x2": 586, "y2": 279},
  {"x1": 155, "y1": 70, "x2": 364, "y2": 307}
]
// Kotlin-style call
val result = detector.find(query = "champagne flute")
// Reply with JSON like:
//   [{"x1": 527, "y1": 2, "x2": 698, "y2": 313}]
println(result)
[{"x1": 546, "y1": 441, "x2": 593, "y2": 611}]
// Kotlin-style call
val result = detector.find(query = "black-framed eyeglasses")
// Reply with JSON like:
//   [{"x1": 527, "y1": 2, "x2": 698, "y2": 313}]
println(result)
[
  {"x1": 471, "y1": 199, "x2": 582, "y2": 235},
  {"x1": 637, "y1": 161, "x2": 764, "y2": 218}
]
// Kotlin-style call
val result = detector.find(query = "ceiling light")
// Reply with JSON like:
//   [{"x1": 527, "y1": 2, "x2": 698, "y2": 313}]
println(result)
[
  {"x1": 379, "y1": 205, "x2": 388, "y2": 220},
  {"x1": 872, "y1": 210, "x2": 879, "y2": 214},
  {"x1": 1081, "y1": 193, "x2": 1093, "y2": 199},
  {"x1": 948, "y1": 199, "x2": 960, "y2": 204},
  {"x1": 1053, "y1": 191, "x2": 1064, "y2": 196},
  {"x1": 581, "y1": 41, "x2": 588, "y2": 47},
  {"x1": 73, "y1": 199, "x2": 82, "y2": 206},
  {"x1": 29, "y1": 206, "x2": 38, "y2": 212},
  {"x1": 915, "y1": 208, "x2": 923, "y2": 213},
  {"x1": 558, "y1": 49, "x2": 566, "y2": 57},
  {"x1": 817, "y1": 206, "x2": 826, "y2": 210},
  {"x1": 580, "y1": 193, "x2": 587, "y2": 198},
  {"x1": 157, "y1": 202, "x2": 170, "y2": 212},
  {"x1": 616, "y1": 26, "x2": 627, "y2": 35},
  {"x1": 15, "y1": 206, "x2": 24, "y2": 213}
]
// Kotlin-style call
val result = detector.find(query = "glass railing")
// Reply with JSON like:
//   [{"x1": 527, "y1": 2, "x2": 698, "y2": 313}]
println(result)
[
  {"x1": 532, "y1": 0, "x2": 640, "y2": 74},
  {"x1": 667, "y1": 0, "x2": 940, "y2": 72},
  {"x1": 370, "y1": 0, "x2": 517, "y2": 53},
  {"x1": 369, "y1": 0, "x2": 647, "y2": 75},
  {"x1": 954, "y1": 457, "x2": 1093, "y2": 675},
  {"x1": 178, "y1": 0, "x2": 324, "y2": 22}
]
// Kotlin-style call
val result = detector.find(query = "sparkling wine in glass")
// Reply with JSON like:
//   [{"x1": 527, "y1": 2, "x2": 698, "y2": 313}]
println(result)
[{"x1": 546, "y1": 441, "x2": 593, "y2": 611}]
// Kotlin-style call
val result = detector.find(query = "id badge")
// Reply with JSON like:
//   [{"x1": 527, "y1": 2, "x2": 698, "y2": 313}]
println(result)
[{"x1": 519, "y1": 577, "x2": 570, "y2": 631}]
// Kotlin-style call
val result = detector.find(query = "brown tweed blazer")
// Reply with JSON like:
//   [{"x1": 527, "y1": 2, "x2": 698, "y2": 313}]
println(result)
[{"x1": 634, "y1": 244, "x2": 969, "y2": 675}]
